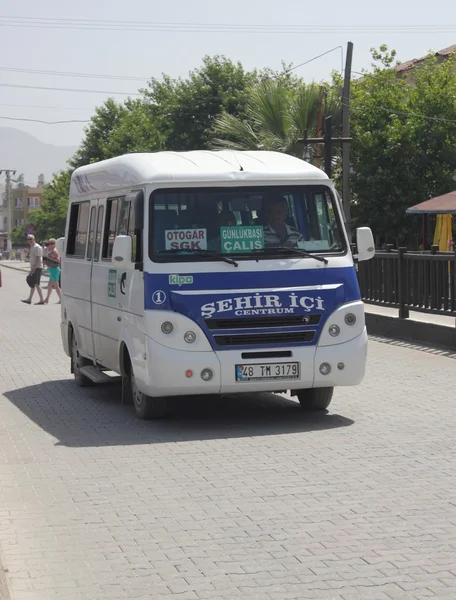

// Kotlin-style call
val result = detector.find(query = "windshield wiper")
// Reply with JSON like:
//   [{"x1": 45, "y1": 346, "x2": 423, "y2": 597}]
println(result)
[
  {"x1": 265, "y1": 246, "x2": 328, "y2": 264},
  {"x1": 158, "y1": 249, "x2": 238, "y2": 267}
]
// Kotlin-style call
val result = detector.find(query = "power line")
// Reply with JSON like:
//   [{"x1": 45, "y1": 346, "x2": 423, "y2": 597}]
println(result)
[
  {"x1": 0, "y1": 102, "x2": 93, "y2": 111},
  {"x1": 4, "y1": 15, "x2": 456, "y2": 27},
  {"x1": 0, "y1": 49, "x2": 343, "y2": 85},
  {"x1": 284, "y1": 46, "x2": 344, "y2": 77},
  {"x1": 345, "y1": 102, "x2": 456, "y2": 124},
  {"x1": 0, "y1": 116, "x2": 90, "y2": 124},
  {"x1": 0, "y1": 83, "x2": 141, "y2": 95},
  {"x1": 1, "y1": 15, "x2": 455, "y2": 29},
  {"x1": 0, "y1": 66, "x2": 148, "y2": 81},
  {"x1": 4, "y1": 100, "x2": 455, "y2": 126},
  {"x1": 0, "y1": 16, "x2": 455, "y2": 34},
  {"x1": 0, "y1": 45, "x2": 343, "y2": 123}
]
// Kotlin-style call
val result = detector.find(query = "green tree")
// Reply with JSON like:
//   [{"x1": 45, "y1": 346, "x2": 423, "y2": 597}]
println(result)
[
  {"x1": 70, "y1": 99, "x2": 128, "y2": 169},
  {"x1": 25, "y1": 56, "x2": 257, "y2": 238},
  {"x1": 103, "y1": 99, "x2": 163, "y2": 157},
  {"x1": 68, "y1": 55, "x2": 256, "y2": 169},
  {"x1": 142, "y1": 55, "x2": 257, "y2": 150},
  {"x1": 350, "y1": 46, "x2": 456, "y2": 246},
  {"x1": 212, "y1": 77, "x2": 341, "y2": 159},
  {"x1": 11, "y1": 169, "x2": 71, "y2": 244}
]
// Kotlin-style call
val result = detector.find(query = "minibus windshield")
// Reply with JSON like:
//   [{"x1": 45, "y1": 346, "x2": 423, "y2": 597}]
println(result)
[{"x1": 150, "y1": 185, "x2": 346, "y2": 262}]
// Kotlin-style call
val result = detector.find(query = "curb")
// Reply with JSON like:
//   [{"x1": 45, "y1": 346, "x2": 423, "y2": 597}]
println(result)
[{"x1": 366, "y1": 312, "x2": 456, "y2": 352}]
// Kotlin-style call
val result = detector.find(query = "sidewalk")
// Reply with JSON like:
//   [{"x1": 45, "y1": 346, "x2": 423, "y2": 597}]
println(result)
[
  {"x1": 0, "y1": 260, "x2": 49, "y2": 277},
  {"x1": 365, "y1": 303, "x2": 456, "y2": 351},
  {"x1": 365, "y1": 302, "x2": 456, "y2": 329}
]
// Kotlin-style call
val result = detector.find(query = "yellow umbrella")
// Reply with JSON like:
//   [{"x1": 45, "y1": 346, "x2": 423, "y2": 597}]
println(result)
[{"x1": 433, "y1": 214, "x2": 453, "y2": 251}]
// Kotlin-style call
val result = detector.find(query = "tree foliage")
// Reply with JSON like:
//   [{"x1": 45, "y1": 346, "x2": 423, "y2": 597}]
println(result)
[
  {"x1": 142, "y1": 55, "x2": 257, "y2": 151},
  {"x1": 212, "y1": 77, "x2": 341, "y2": 158},
  {"x1": 36, "y1": 49, "x2": 456, "y2": 248},
  {"x1": 68, "y1": 56, "x2": 257, "y2": 170},
  {"x1": 350, "y1": 45, "x2": 456, "y2": 245},
  {"x1": 70, "y1": 99, "x2": 128, "y2": 169}
]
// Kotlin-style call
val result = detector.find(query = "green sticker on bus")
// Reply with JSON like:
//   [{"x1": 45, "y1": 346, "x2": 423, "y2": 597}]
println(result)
[
  {"x1": 108, "y1": 269, "x2": 117, "y2": 298},
  {"x1": 220, "y1": 226, "x2": 264, "y2": 253}
]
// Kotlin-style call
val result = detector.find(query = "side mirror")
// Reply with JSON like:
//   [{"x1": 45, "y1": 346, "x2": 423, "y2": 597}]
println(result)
[
  {"x1": 356, "y1": 227, "x2": 375, "y2": 262},
  {"x1": 112, "y1": 235, "x2": 133, "y2": 269}
]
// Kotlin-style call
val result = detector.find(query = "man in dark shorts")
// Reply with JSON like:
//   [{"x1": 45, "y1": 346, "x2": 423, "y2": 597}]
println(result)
[{"x1": 22, "y1": 235, "x2": 45, "y2": 305}]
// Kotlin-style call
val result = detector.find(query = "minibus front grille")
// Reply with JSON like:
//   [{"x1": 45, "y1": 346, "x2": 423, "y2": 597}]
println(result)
[
  {"x1": 205, "y1": 314, "x2": 321, "y2": 330},
  {"x1": 214, "y1": 331, "x2": 315, "y2": 347}
]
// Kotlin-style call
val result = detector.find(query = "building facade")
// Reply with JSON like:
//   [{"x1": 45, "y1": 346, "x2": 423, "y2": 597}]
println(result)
[
  {"x1": 11, "y1": 186, "x2": 44, "y2": 228},
  {"x1": 0, "y1": 185, "x2": 44, "y2": 251}
]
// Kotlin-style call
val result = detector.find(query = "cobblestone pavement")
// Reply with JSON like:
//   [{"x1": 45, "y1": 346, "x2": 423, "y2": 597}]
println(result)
[{"x1": 1, "y1": 267, "x2": 456, "y2": 600}]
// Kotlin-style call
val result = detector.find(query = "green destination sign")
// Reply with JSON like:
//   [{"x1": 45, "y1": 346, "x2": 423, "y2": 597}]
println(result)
[
  {"x1": 108, "y1": 269, "x2": 117, "y2": 298},
  {"x1": 220, "y1": 226, "x2": 264, "y2": 253}
]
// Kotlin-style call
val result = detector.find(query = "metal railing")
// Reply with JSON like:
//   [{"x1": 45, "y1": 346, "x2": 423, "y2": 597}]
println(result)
[{"x1": 357, "y1": 245, "x2": 456, "y2": 318}]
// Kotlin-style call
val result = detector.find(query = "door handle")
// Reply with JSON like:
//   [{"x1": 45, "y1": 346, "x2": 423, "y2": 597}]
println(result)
[{"x1": 117, "y1": 316, "x2": 121, "y2": 322}]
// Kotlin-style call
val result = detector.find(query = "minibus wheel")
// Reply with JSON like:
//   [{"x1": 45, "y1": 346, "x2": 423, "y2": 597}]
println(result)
[
  {"x1": 71, "y1": 332, "x2": 92, "y2": 387},
  {"x1": 296, "y1": 387, "x2": 333, "y2": 410},
  {"x1": 129, "y1": 370, "x2": 167, "y2": 420}
]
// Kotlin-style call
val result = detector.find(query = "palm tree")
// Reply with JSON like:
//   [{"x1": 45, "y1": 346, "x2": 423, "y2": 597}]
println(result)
[{"x1": 212, "y1": 78, "x2": 341, "y2": 161}]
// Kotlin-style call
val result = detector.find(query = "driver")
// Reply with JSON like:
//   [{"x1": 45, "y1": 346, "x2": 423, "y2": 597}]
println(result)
[{"x1": 263, "y1": 197, "x2": 304, "y2": 248}]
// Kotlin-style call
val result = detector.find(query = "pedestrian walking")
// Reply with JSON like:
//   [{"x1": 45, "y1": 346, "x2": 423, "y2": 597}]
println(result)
[
  {"x1": 21, "y1": 235, "x2": 45, "y2": 305},
  {"x1": 43, "y1": 238, "x2": 61, "y2": 304}
]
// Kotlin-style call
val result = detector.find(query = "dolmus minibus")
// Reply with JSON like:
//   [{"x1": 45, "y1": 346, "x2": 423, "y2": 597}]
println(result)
[{"x1": 60, "y1": 150, "x2": 375, "y2": 419}]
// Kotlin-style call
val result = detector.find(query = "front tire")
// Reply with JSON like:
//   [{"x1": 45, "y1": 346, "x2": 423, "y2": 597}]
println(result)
[
  {"x1": 130, "y1": 370, "x2": 167, "y2": 420},
  {"x1": 71, "y1": 332, "x2": 92, "y2": 387},
  {"x1": 297, "y1": 387, "x2": 334, "y2": 411}
]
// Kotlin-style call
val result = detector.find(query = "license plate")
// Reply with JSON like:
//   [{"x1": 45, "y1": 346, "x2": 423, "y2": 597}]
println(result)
[{"x1": 235, "y1": 362, "x2": 300, "y2": 382}]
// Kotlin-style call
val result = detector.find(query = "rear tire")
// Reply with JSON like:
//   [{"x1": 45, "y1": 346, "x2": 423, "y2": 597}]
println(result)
[
  {"x1": 71, "y1": 332, "x2": 92, "y2": 387},
  {"x1": 297, "y1": 387, "x2": 333, "y2": 411},
  {"x1": 130, "y1": 370, "x2": 167, "y2": 420}
]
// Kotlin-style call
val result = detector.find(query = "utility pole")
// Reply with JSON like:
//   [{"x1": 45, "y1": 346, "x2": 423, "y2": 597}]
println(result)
[
  {"x1": 0, "y1": 169, "x2": 16, "y2": 251},
  {"x1": 324, "y1": 116, "x2": 333, "y2": 178},
  {"x1": 342, "y1": 41, "x2": 354, "y2": 240},
  {"x1": 299, "y1": 123, "x2": 351, "y2": 179}
]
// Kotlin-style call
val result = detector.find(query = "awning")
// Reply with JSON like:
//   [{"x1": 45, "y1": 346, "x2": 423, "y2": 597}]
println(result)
[{"x1": 406, "y1": 191, "x2": 456, "y2": 214}]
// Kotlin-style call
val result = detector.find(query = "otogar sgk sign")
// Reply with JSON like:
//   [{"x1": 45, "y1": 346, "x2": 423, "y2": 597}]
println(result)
[{"x1": 165, "y1": 229, "x2": 207, "y2": 250}]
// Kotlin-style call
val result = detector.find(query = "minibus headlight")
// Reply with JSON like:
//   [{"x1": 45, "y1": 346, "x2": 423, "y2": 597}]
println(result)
[
  {"x1": 161, "y1": 321, "x2": 174, "y2": 334},
  {"x1": 319, "y1": 363, "x2": 331, "y2": 375},
  {"x1": 201, "y1": 368, "x2": 213, "y2": 381},
  {"x1": 345, "y1": 313, "x2": 356, "y2": 326},
  {"x1": 184, "y1": 331, "x2": 196, "y2": 344},
  {"x1": 328, "y1": 324, "x2": 340, "y2": 337}
]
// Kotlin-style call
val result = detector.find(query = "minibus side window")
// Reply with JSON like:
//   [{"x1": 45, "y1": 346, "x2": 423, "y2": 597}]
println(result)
[
  {"x1": 117, "y1": 198, "x2": 130, "y2": 236},
  {"x1": 94, "y1": 206, "x2": 104, "y2": 262},
  {"x1": 127, "y1": 201, "x2": 138, "y2": 262},
  {"x1": 86, "y1": 206, "x2": 96, "y2": 260},
  {"x1": 66, "y1": 201, "x2": 90, "y2": 258},
  {"x1": 102, "y1": 197, "x2": 123, "y2": 260}
]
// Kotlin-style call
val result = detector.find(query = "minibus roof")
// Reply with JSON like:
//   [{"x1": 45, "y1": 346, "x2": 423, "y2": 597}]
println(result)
[{"x1": 70, "y1": 150, "x2": 329, "y2": 198}]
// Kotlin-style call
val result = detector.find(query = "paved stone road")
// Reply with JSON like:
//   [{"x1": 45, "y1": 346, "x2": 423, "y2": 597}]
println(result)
[{"x1": 1, "y1": 266, "x2": 456, "y2": 600}]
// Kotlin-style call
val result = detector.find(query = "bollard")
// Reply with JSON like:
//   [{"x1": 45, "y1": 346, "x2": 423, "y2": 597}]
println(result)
[{"x1": 0, "y1": 269, "x2": 2, "y2": 287}]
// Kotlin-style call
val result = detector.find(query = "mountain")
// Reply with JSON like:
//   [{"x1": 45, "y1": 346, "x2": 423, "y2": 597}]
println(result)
[{"x1": 0, "y1": 127, "x2": 78, "y2": 184}]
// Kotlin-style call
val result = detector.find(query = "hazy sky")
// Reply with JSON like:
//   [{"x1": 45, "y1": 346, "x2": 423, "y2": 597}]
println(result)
[{"x1": 1, "y1": 0, "x2": 454, "y2": 147}]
